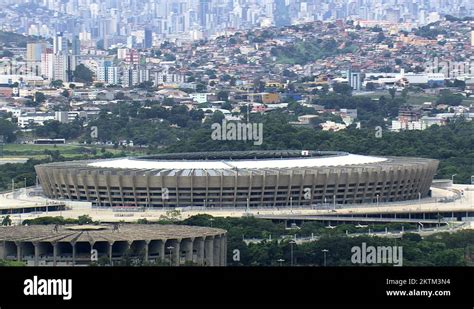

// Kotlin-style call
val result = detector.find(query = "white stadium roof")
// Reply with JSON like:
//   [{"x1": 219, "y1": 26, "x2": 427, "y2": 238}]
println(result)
[{"x1": 88, "y1": 154, "x2": 388, "y2": 170}]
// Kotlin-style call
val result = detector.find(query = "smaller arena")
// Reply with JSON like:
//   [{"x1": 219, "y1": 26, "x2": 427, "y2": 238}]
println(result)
[{"x1": 0, "y1": 224, "x2": 227, "y2": 266}]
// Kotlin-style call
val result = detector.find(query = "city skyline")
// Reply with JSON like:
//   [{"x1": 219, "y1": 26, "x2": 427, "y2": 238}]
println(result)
[{"x1": 0, "y1": 0, "x2": 473, "y2": 44}]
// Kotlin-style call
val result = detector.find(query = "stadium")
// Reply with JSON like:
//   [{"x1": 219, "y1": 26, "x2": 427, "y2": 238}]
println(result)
[
  {"x1": 0, "y1": 224, "x2": 227, "y2": 266},
  {"x1": 35, "y1": 150, "x2": 439, "y2": 209}
]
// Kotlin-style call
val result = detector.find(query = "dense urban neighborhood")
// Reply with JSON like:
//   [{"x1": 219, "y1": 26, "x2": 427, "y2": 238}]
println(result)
[{"x1": 1, "y1": 12, "x2": 473, "y2": 189}]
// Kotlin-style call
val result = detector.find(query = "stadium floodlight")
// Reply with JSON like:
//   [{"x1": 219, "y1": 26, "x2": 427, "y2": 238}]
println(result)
[
  {"x1": 322, "y1": 249, "x2": 329, "y2": 267},
  {"x1": 290, "y1": 240, "x2": 297, "y2": 266},
  {"x1": 277, "y1": 258, "x2": 285, "y2": 266},
  {"x1": 167, "y1": 246, "x2": 174, "y2": 266}
]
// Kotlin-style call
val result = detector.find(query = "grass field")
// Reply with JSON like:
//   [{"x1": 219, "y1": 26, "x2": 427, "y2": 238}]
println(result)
[
  {"x1": 360, "y1": 91, "x2": 435, "y2": 103},
  {"x1": 357, "y1": 91, "x2": 474, "y2": 106},
  {"x1": 405, "y1": 93, "x2": 474, "y2": 106},
  {"x1": 406, "y1": 93, "x2": 437, "y2": 105}
]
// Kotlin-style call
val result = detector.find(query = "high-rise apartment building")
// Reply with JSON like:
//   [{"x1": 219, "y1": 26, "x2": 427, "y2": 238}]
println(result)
[
  {"x1": 71, "y1": 36, "x2": 81, "y2": 56},
  {"x1": 97, "y1": 61, "x2": 119, "y2": 85},
  {"x1": 53, "y1": 32, "x2": 68, "y2": 54},
  {"x1": 26, "y1": 43, "x2": 46, "y2": 62},
  {"x1": 347, "y1": 70, "x2": 362, "y2": 91},
  {"x1": 144, "y1": 28, "x2": 153, "y2": 48},
  {"x1": 40, "y1": 48, "x2": 54, "y2": 80}
]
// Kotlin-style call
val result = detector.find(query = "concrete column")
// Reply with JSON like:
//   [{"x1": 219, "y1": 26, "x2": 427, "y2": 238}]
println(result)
[
  {"x1": 33, "y1": 242, "x2": 39, "y2": 266},
  {"x1": 16, "y1": 242, "x2": 21, "y2": 262},
  {"x1": 144, "y1": 241, "x2": 150, "y2": 263},
  {"x1": 72, "y1": 242, "x2": 76, "y2": 266},
  {"x1": 0, "y1": 241, "x2": 5, "y2": 260},
  {"x1": 53, "y1": 243, "x2": 58, "y2": 266},
  {"x1": 0, "y1": 241, "x2": 3, "y2": 260},
  {"x1": 183, "y1": 238, "x2": 194, "y2": 264},
  {"x1": 214, "y1": 236, "x2": 221, "y2": 266},
  {"x1": 197, "y1": 238, "x2": 205, "y2": 266},
  {"x1": 225, "y1": 235, "x2": 228, "y2": 266},
  {"x1": 89, "y1": 241, "x2": 95, "y2": 264},
  {"x1": 108, "y1": 242, "x2": 113, "y2": 265},
  {"x1": 220, "y1": 235, "x2": 226, "y2": 266},
  {"x1": 159, "y1": 240, "x2": 166, "y2": 262},
  {"x1": 205, "y1": 237, "x2": 214, "y2": 266},
  {"x1": 126, "y1": 241, "x2": 132, "y2": 256},
  {"x1": 173, "y1": 240, "x2": 180, "y2": 266}
]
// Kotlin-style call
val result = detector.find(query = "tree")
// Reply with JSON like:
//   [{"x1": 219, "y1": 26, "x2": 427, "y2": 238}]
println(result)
[
  {"x1": 35, "y1": 120, "x2": 82, "y2": 140},
  {"x1": 401, "y1": 88, "x2": 409, "y2": 100},
  {"x1": 34, "y1": 92, "x2": 46, "y2": 104},
  {"x1": 138, "y1": 81, "x2": 154, "y2": 90},
  {"x1": 1, "y1": 215, "x2": 12, "y2": 226},
  {"x1": 196, "y1": 83, "x2": 207, "y2": 93},
  {"x1": 97, "y1": 255, "x2": 111, "y2": 266},
  {"x1": 50, "y1": 80, "x2": 64, "y2": 88},
  {"x1": 96, "y1": 39, "x2": 104, "y2": 50},
  {"x1": 137, "y1": 218, "x2": 149, "y2": 224},
  {"x1": 1, "y1": 50, "x2": 14, "y2": 58},
  {"x1": 115, "y1": 92, "x2": 126, "y2": 100},
  {"x1": 163, "y1": 53, "x2": 176, "y2": 61},
  {"x1": 163, "y1": 98, "x2": 175, "y2": 106},
  {"x1": 432, "y1": 249, "x2": 464, "y2": 266},
  {"x1": 73, "y1": 64, "x2": 94, "y2": 84},
  {"x1": 220, "y1": 74, "x2": 231, "y2": 82},
  {"x1": 217, "y1": 91, "x2": 229, "y2": 101},
  {"x1": 437, "y1": 89, "x2": 464, "y2": 106},
  {"x1": 237, "y1": 56, "x2": 247, "y2": 64},
  {"x1": 209, "y1": 111, "x2": 225, "y2": 124},
  {"x1": 43, "y1": 149, "x2": 62, "y2": 161},
  {"x1": 402, "y1": 233, "x2": 422, "y2": 242},
  {"x1": 376, "y1": 32, "x2": 385, "y2": 43},
  {"x1": 333, "y1": 83, "x2": 353, "y2": 96},
  {"x1": 389, "y1": 88, "x2": 396, "y2": 100},
  {"x1": 77, "y1": 215, "x2": 93, "y2": 225},
  {"x1": 221, "y1": 102, "x2": 232, "y2": 111},
  {"x1": 0, "y1": 259, "x2": 25, "y2": 266},
  {"x1": 452, "y1": 80, "x2": 466, "y2": 91},
  {"x1": 366, "y1": 82, "x2": 376, "y2": 91},
  {"x1": 0, "y1": 119, "x2": 17, "y2": 142},
  {"x1": 253, "y1": 79, "x2": 266, "y2": 93}
]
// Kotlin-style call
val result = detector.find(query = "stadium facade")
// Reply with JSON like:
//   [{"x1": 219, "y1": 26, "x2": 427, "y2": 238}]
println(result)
[
  {"x1": 35, "y1": 150, "x2": 439, "y2": 208},
  {"x1": 0, "y1": 224, "x2": 227, "y2": 266}
]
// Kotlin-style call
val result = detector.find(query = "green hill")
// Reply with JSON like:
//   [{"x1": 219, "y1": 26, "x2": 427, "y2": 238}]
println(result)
[{"x1": 0, "y1": 31, "x2": 40, "y2": 47}]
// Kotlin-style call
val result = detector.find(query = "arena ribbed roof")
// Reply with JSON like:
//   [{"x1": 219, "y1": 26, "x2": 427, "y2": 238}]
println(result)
[
  {"x1": 36, "y1": 150, "x2": 436, "y2": 178},
  {"x1": 0, "y1": 224, "x2": 226, "y2": 243},
  {"x1": 88, "y1": 153, "x2": 387, "y2": 170}
]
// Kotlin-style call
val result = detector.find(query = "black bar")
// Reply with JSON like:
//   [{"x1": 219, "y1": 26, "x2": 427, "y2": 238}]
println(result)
[{"x1": 0, "y1": 267, "x2": 472, "y2": 307}]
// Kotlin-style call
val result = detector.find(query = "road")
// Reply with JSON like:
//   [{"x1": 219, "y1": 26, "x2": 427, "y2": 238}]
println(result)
[{"x1": 0, "y1": 184, "x2": 472, "y2": 225}]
